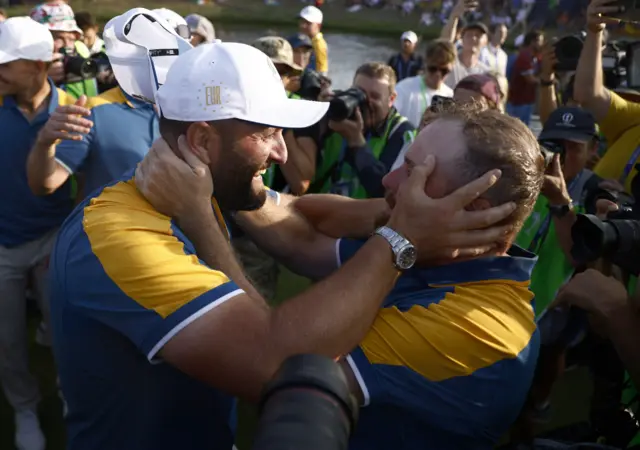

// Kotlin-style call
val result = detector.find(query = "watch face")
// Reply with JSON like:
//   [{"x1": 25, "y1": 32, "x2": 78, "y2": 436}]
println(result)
[{"x1": 396, "y1": 245, "x2": 417, "y2": 270}]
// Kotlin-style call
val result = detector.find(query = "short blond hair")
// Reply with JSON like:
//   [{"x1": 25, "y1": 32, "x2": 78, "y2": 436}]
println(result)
[
  {"x1": 425, "y1": 39, "x2": 456, "y2": 65},
  {"x1": 355, "y1": 62, "x2": 397, "y2": 94}
]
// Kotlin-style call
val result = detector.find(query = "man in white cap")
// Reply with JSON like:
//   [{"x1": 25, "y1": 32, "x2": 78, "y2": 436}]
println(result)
[
  {"x1": 0, "y1": 16, "x2": 82, "y2": 450},
  {"x1": 387, "y1": 31, "x2": 423, "y2": 82},
  {"x1": 30, "y1": 1, "x2": 98, "y2": 98},
  {"x1": 48, "y1": 9, "x2": 512, "y2": 448},
  {"x1": 298, "y1": 5, "x2": 328, "y2": 75}
]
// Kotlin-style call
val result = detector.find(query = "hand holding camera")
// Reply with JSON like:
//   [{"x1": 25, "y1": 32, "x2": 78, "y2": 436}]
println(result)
[
  {"x1": 540, "y1": 42, "x2": 559, "y2": 81},
  {"x1": 328, "y1": 107, "x2": 366, "y2": 147},
  {"x1": 542, "y1": 154, "x2": 572, "y2": 205},
  {"x1": 48, "y1": 53, "x2": 66, "y2": 84}
]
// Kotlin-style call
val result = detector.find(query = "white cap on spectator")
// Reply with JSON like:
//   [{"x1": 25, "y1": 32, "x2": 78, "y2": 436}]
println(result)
[
  {"x1": 401, "y1": 31, "x2": 418, "y2": 44},
  {"x1": 104, "y1": 8, "x2": 192, "y2": 103},
  {"x1": 30, "y1": 2, "x2": 83, "y2": 35},
  {"x1": 155, "y1": 42, "x2": 329, "y2": 128},
  {"x1": 299, "y1": 5, "x2": 323, "y2": 24},
  {"x1": 0, "y1": 17, "x2": 54, "y2": 64}
]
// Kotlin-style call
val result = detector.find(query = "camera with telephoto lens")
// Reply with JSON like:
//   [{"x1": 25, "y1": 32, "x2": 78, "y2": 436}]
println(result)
[
  {"x1": 251, "y1": 354, "x2": 358, "y2": 450},
  {"x1": 571, "y1": 170, "x2": 640, "y2": 276},
  {"x1": 327, "y1": 87, "x2": 367, "y2": 122},
  {"x1": 60, "y1": 47, "x2": 98, "y2": 82},
  {"x1": 297, "y1": 70, "x2": 325, "y2": 100}
]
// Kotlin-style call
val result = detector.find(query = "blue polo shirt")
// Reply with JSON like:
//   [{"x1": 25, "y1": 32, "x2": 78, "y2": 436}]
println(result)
[
  {"x1": 49, "y1": 172, "x2": 244, "y2": 450},
  {"x1": 337, "y1": 239, "x2": 540, "y2": 450},
  {"x1": 0, "y1": 80, "x2": 77, "y2": 247},
  {"x1": 55, "y1": 87, "x2": 159, "y2": 196}
]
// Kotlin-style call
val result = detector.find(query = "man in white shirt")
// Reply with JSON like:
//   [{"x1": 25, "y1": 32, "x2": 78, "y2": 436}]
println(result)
[
  {"x1": 393, "y1": 39, "x2": 455, "y2": 128},
  {"x1": 480, "y1": 23, "x2": 508, "y2": 77},
  {"x1": 444, "y1": 22, "x2": 490, "y2": 89}
]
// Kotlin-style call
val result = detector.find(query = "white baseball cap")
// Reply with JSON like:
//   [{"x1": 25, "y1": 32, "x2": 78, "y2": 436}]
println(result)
[
  {"x1": 401, "y1": 31, "x2": 418, "y2": 44},
  {"x1": 299, "y1": 5, "x2": 323, "y2": 24},
  {"x1": 0, "y1": 17, "x2": 54, "y2": 65},
  {"x1": 155, "y1": 42, "x2": 329, "y2": 128},
  {"x1": 104, "y1": 8, "x2": 192, "y2": 103}
]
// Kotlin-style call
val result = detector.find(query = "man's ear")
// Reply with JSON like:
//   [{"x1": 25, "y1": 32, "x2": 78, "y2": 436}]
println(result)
[{"x1": 185, "y1": 122, "x2": 217, "y2": 165}]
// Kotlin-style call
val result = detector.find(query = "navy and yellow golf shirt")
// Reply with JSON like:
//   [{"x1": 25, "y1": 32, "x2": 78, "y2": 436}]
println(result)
[
  {"x1": 337, "y1": 239, "x2": 540, "y2": 450},
  {"x1": 49, "y1": 173, "x2": 246, "y2": 450}
]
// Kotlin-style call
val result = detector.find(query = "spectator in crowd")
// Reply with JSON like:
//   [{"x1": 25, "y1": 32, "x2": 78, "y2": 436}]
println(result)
[
  {"x1": 75, "y1": 11, "x2": 103, "y2": 55},
  {"x1": 298, "y1": 5, "x2": 328, "y2": 75},
  {"x1": 574, "y1": 0, "x2": 640, "y2": 193},
  {"x1": 507, "y1": 29, "x2": 544, "y2": 126},
  {"x1": 444, "y1": 21, "x2": 490, "y2": 90},
  {"x1": 480, "y1": 23, "x2": 508, "y2": 77},
  {"x1": 453, "y1": 72, "x2": 504, "y2": 111},
  {"x1": 30, "y1": 1, "x2": 98, "y2": 98},
  {"x1": 0, "y1": 16, "x2": 79, "y2": 450},
  {"x1": 314, "y1": 62, "x2": 416, "y2": 198},
  {"x1": 288, "y1": 33, "x2": 314, "y2": 70},
  {"x1": 394, "y1": 39, "x2": 455, "y2": 128},
  {"x1": 185, "y1": 14, "x2": 215, "y2": 46},
  {"x1": 0, "y1": 8, "x2": 6, "y2": 21},
  {"x1": 387, "y1": 31, "x2": 423, "y2": 82},
  {"x1": 49, "y1": 36, "x2": 513, "y2": 450}
]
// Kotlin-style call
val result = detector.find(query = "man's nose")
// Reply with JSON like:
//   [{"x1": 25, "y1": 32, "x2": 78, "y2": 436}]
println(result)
[
  {"x1": 382, "y1": 167, "x2": 401, "y2": 191},
  {"x1": 271, "y1": 134, "x2": 288, "y2": 165}
]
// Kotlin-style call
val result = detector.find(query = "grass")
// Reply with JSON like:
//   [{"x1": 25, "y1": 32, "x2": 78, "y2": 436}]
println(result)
[
  {"x1": 6, "y1": 0, "x2": 446, "y2": 39},
  {"x1": 0, "y1": 266, "x2": 591, "y2": 450}
]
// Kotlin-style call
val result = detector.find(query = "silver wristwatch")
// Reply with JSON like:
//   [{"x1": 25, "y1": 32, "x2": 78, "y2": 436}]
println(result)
[{"x1": 374, "y1": 226, "x2": 417, "y2": 270}]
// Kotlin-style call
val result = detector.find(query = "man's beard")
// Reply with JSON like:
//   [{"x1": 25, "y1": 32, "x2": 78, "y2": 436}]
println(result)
[{"x1": 213, "y1": 149, "x2": 268, "y2": 212}]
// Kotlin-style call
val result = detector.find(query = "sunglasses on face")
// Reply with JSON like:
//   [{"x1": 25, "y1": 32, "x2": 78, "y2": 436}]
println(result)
[{"x1": 427, "y1": 66, "x2": 451, "y2": 76}]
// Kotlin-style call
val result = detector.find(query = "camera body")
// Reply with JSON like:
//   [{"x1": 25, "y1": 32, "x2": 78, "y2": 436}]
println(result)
[
  {"x1": 539, "y1": 139, "x2": 565, "y2": 167},
  {"x1": 298, "y1": 70, "x2": 324, "y2": 100},
  {"x1": 571, "y1": 171, "x2": 640, "y2": 275},
  {"x1": 60, "y1": 47, "x2": 99, "y2": 82},
  {"x1": 327, "y1": 87, "x2": 367, "y2": 122}
]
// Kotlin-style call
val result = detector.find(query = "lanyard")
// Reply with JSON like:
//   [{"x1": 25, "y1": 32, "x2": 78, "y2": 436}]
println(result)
[
  {"x1": 619, "y1": 145, "x2": 640, "y2": 185},
  {"x1": 528, "y1": 173, "x2": 581, "y2": 252},
  {"x1": 420, "y1": 77, "x2": 430, "y2": 116}
]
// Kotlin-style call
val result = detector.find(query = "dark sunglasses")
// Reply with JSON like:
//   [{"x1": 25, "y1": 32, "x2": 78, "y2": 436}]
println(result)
[{"x1": 427, "y1": 66, "x2": 451, "y2": 76}]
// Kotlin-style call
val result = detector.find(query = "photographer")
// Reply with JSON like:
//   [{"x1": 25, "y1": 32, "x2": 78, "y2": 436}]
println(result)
[
  {"x1": 30, "y1": 2, "x2": 98, "y2": 99},
  {"x1": 312, "y1": 62, "x2": 416, "y2": 198},
  {"x1": 574, "y1": 0, "x2": 640, "y2": 193},
  {"x1": 516, "y1": 107, "x2": 600, "y2": 315}
]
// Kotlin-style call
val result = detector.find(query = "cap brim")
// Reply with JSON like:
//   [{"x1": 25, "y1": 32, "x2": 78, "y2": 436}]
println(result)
[
  {"x1": 248, "y1": 97, "x2": 329, "y2": 129},
  {"x1": 0, "y1": 50, "x2": 18, "y2": 65},
  {"x1": 538, "y1": 129, "x2": 593, "y2": 142},
  {"x1": 272, "y1": 58, "x2": 303, "y2": 75}
]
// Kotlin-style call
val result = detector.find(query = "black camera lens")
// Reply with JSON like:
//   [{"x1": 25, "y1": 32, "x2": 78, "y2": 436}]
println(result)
[
  {"x1": 327, "y1": 88, "x2": 367, "y2": 122},
  {"x1": 252, "y1": 354, "x2": 358, "y2": 450},
  {"x1": 64, "y1": 55, "x2": 98, "y2": 80}
]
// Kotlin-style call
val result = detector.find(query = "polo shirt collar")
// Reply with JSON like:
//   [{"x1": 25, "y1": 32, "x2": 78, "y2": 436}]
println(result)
[
  {"x1": 410, "y1": 245, "x2": 537, "y2": 285},
  {"x1": 2, "y1": 78, "x2": 59, "y2": 114},
  {"x1": 122, "y1": 89, "x2": 147, "y2": 109}
]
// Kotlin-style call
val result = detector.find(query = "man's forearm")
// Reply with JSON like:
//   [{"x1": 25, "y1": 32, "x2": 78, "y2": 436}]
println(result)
[
  {"x1": 574, "y1": 29, "x2": 605, "y2": 106},
  {"x1": 270, "y1": 235, "x2": 399, "y2": 359},
  {"x1": 26, "y1": 142, "x2": 59, "y2": 194},
  {"x1": 607, "y1": 308, "x2": 640, "y2": 390},
  {"x1": 179, "y1": 208, "x2": 262, "y2": 299}
]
